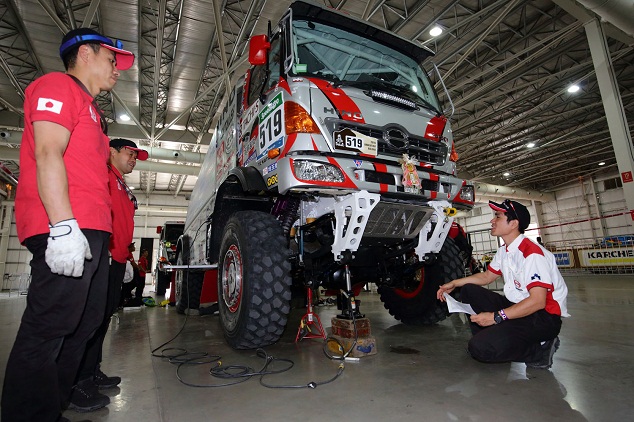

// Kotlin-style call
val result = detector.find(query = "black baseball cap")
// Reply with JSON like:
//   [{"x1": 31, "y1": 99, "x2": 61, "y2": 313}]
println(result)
[
  {"x1": 59, "y1": 28, "x2": 135, "y2": 70},
  {"x1": 110, "y1": 138, "x2": 148, "y2": 160},
  {"x1": 489, "y1": 199, "x2": 530, "y2": 231}
]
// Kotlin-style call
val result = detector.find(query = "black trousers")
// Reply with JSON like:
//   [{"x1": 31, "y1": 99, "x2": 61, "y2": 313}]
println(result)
[
  {"x1": 1, "y1": 230, "x2": 110, "y2": 422},
  {"x1": 460, "y1": 284, "x2": 562, "y2": 363},
  {"x1": 122, "y1": 271, "x2": 145, "y2": 300},
  {"x1": 76, "y1": 259, "x2": 126, "y2": 381}
]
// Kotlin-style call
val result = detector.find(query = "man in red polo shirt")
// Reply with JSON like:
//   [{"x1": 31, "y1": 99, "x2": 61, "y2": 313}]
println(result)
[
  {"x1": 71, "y1": 139, "x2": 147, "y2": 411},
  {"x1": 1, "y1": 28, "x2": 134, "y2": 422}
]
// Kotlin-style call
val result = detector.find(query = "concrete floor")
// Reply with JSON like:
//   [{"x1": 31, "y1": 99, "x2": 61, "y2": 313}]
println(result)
[{"x1": 1, "y1": 274, "x2": 633, "y2": 422}]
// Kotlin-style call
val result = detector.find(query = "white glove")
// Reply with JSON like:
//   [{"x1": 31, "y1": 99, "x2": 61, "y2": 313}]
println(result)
[{"x1": 46, "y1": 218, "x2": 93, "y2": 277}]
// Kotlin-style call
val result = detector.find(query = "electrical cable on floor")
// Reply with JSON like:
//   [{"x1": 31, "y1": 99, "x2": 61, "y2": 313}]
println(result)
[{"x1": 149, "y1": 222, "x2": 347, "y2": 389}]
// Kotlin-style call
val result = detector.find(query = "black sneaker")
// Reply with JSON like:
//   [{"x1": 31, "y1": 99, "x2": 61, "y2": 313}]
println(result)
[
  {"x1": 199, "y1": 302, "x2": 219, "y2": 315},
  {"x1": 526, "y1": 336, "x2": 560, "y2": 370},
  {"x1": 68, "y1": 378, "x2": 110, "y2": 412},
  {"x1": 94, "y1": 367, "x2": 121, "y2": 389}
]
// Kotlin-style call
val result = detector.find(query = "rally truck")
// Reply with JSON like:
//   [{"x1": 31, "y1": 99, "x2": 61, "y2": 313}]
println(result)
[{"x1": 175, "y1": 0, "x2": 475, "y2": 349}]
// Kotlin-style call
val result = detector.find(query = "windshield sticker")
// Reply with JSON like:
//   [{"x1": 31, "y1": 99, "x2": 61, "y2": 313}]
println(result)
[{"x1": 333, "y1": 128, "x2": 377, "y2": 156}]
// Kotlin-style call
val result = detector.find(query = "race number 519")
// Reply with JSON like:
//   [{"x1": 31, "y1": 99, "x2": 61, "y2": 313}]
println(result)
[{"x1": 258, "y1": 93, "x2": 284, "y2": 151}]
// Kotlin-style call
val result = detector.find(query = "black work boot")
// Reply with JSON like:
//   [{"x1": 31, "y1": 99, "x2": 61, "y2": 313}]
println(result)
[{"x1": 68, "y1": 378, "x2": 110, "y2": 412}]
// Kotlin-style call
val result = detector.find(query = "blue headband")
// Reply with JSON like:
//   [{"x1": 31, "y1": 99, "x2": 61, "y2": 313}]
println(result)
[{"x1": 59, "y1": 34, "x2": 124, "y2": 58}]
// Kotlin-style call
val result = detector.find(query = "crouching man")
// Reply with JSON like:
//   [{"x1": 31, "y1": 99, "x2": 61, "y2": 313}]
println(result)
[{"x1": 437, "y1": 199, "x2": 569, "y2": 369}]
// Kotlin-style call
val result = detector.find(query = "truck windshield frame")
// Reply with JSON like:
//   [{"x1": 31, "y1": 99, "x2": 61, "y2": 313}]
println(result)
[{"x1": 289, "y1": 18, "x2": 442, "y2": 113}]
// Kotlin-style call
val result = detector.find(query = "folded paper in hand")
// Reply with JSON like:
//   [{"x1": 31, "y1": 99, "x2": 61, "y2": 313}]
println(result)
[{"x1": 443, "y1": 292, "x2": 476, "y2": 315}]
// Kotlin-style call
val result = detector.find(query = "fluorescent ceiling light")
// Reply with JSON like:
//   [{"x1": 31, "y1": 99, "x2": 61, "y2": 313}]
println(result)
[{"x1": 429, "y1": 26, "x2": 443, "y2": 37}]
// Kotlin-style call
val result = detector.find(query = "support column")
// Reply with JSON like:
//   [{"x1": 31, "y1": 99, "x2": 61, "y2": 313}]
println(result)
[{"x1": 584, "y1": 19, "x2": 634, "y2": 228}]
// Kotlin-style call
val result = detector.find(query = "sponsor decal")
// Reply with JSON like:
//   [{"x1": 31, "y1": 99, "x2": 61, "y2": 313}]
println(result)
[
  {"x1": 263, "y1": 162, "x2": 278, "y2": 176},
  {"x1": 258, "y1": 93, "x2": 285, "y2": 158},
  {"x1": 241, "y1": 102, "x2": 259, "y2": 135},
  {"x1": 89, "y1": 105, "x2": 97, "y2": 123},
  {"x1": 353, "y1": 159, "x2": 363, "y2": 168},
  {"x1": 514, "y1": 280, "x2": 521, "y2": 290},
  {"x1": 36, "y1": 98, "x2": 63, "y2": 114},
  {"x1": 257, "y1": 137, "x2": 284, "y2": 161},
  {"x1": 266, "y1": 174, "x2": 278, "y2": 187},
  {"x1": 622, "y1": 171, "x2": 633, "y2": 183},
  {"x1": 333, "y1": 128, "x2": 377, "y2": 156}
]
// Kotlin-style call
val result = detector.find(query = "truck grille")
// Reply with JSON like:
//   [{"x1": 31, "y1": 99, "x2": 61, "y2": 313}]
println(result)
[
  {"x1": 326, "y1": 119, "x2": 447, "y2": 166},
  {"x1": 364, "y1": 170, "x2": 440, "y2": 192},
  {"x1": 364, "y1": 202, "x2": 434, "y2": 239}
]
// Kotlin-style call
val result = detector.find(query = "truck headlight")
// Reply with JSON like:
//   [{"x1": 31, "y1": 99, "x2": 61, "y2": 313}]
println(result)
[
  {"x1": 460, "y1": 185, "x2": 475, "y2": 202},
  {"x1": 293, "y1": 160, "x2": 344, "y2": 183}
]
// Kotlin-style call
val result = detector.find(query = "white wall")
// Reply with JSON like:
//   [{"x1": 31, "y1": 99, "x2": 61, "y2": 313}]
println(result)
[
  {"x1": 1, "y1": 192, "x2": 189, "y2": 280},
  {"x1": 457, "y1": 172, "x2": 630, "y2": 252}
]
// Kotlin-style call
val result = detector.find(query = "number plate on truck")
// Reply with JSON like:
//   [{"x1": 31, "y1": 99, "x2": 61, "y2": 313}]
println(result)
[{"x1": 333, "y1": 128, "x2": 378, "y2": 156}]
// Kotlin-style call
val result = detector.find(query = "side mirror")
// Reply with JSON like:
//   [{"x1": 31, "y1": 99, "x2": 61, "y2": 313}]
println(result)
[{"x1": 249, "y1": 34, "x2": 270, "y2": 65}]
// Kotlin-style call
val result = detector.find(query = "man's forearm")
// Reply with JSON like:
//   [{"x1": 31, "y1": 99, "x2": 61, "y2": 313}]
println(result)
[
  {"x1": 455, "y1": 270, "x2": 497, "y2": 288},
  {"x1": 36, "y1": 151, "x2": 73, "y2": 224}
]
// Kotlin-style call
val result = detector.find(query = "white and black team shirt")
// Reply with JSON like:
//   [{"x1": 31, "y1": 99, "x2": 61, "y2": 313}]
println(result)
[{"x1": 489, "y1": 234, "x2": 570, "y2": 317}]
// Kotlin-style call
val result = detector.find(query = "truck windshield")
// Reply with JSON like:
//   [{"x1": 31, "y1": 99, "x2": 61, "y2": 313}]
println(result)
[{"x1": 291, "y1": 19, "x2": 441, "y2": 113}]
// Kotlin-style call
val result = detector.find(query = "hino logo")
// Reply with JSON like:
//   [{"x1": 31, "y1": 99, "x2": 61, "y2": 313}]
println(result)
[{"x1": 383, "y1": 127, "x2": 409, "y2": 149}]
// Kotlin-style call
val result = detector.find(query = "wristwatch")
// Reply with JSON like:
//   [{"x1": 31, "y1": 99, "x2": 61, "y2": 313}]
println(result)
[{"x1": 494, "y1": 311, "x2": 503, "y2": 324}]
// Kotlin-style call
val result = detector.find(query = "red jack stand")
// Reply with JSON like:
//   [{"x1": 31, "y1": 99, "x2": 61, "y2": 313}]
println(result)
[{"x1": 295, "y1": 287, "x2": 327, "y2": 342}]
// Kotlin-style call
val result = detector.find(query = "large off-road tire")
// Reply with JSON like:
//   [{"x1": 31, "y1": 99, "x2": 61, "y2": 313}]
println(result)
[
  {"x1": 218, "y1": 210, "x2": 292, "y2": 349},
  {"x1": 378, "y1": 237, "x2": 464, "y2": 325},
  {"x1": 175, "y1": 243, "x2": 204, "y2": 315}
]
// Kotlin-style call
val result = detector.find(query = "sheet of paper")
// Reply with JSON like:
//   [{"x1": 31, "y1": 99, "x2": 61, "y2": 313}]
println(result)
[{"x1": 443, "y1": 292, "x2": 476, "y2": 315}]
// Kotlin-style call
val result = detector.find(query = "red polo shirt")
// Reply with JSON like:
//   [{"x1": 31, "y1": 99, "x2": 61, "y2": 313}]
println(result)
[
  {"x1": 108, "y1": 165, "x2": 136, "y2": 263},
  {"x1": 15, "y1": 72, "x2": 112, "y2": 242}
]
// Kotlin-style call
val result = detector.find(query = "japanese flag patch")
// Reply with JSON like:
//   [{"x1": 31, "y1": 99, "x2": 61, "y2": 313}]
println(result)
[{"x1": 36, "y1": 98, "x2": 63, "y2": 114}]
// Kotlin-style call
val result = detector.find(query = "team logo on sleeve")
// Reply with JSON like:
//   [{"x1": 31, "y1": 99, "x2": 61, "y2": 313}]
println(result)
[
  {"x1": 89, "y1": 105, "x2": 97, "y2": 123},
  {"x1": 531, "y1": 273, "x2": 541, "y2": 281},
  {"x1": 36, "y1": 98, "x2": 63, "y2": 114}
]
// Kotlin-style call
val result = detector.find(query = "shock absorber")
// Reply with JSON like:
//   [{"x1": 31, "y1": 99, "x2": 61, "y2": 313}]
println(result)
[{"x1": 275, "y1": 196, "x2": 300, "y2": 237}]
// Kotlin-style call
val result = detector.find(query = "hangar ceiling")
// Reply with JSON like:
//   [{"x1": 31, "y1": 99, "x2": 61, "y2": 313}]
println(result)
[{"x1": 0, "y1": 0, "x2": 632, "y2": 199}]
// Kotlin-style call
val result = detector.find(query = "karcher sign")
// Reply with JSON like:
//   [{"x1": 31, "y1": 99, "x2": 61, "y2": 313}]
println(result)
[{"x1": 579, "y1": 247, "x2": 634, "y2": 267}]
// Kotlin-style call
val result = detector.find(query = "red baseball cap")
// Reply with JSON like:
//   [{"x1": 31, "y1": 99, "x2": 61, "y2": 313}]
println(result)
[{"x1": 110, "y1": 138, "x2": 148, "y2": 161}]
